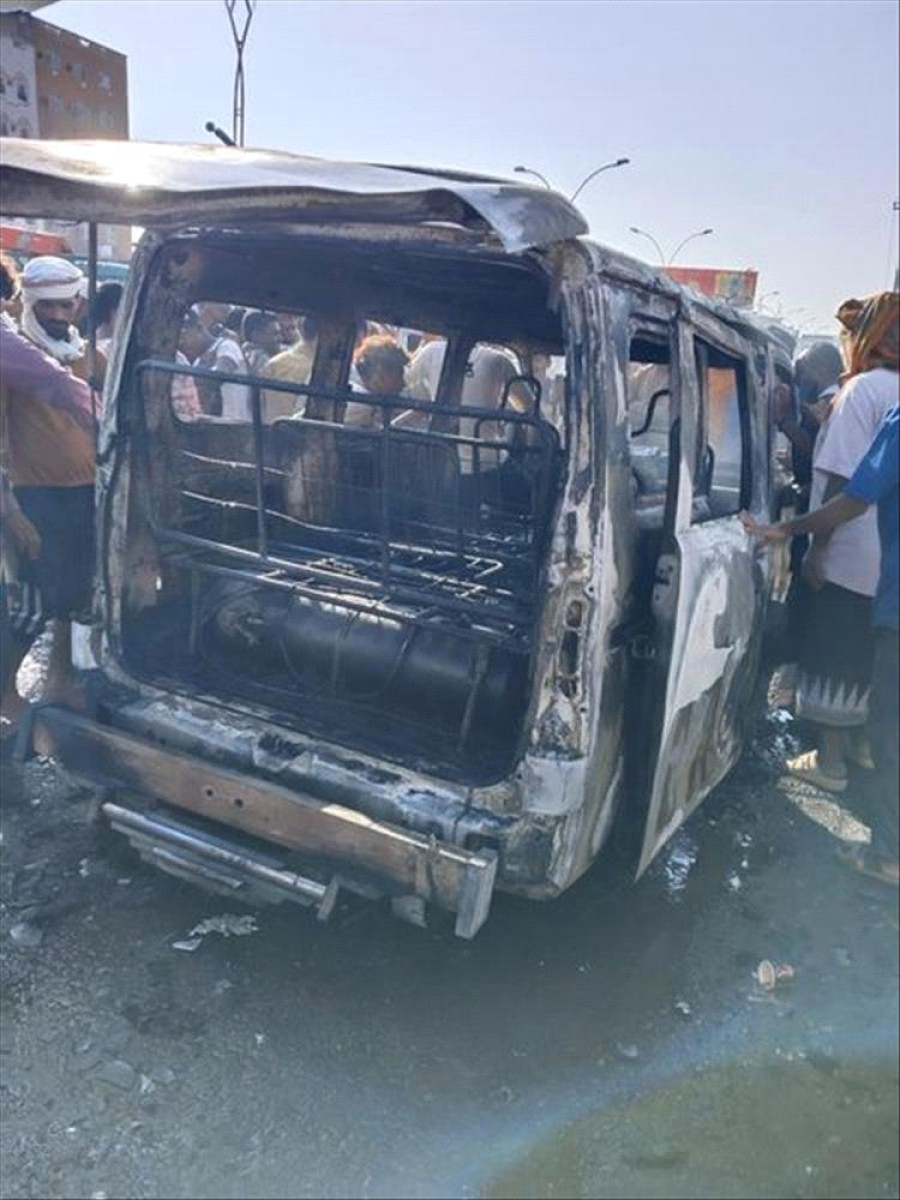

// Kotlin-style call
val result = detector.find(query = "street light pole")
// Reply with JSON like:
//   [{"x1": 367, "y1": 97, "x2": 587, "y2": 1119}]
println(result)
[
  {"x1": 628, "y1": 226, "x2": 666, "y2": 264},
  {"x1": 668, "y1": 227, "x2": 714, "y2": 265},
  {"x1": 225, "y1": 0, "x2": 256, "y2": 147},
  {"x1": 569, "y1": 158, "x2": 630, "y2": 203},
  {"x1": 629, "y1": 225, "x2": 713, "y2": 265},
  {"x1": 513, "y1": 165, "x2": 552, "y2": 189},
  {"x1": 514, "y1": 158, "x2": 630, "y2": 199}
]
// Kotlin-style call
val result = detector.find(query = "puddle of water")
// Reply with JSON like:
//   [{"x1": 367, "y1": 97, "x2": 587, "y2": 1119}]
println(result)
[
  {"x1": 483, "y1": 1059, "x2": 899, "y2": 1199},
  {"x1": 657, "y1": 830, "x2": 699, "y2": 901}
]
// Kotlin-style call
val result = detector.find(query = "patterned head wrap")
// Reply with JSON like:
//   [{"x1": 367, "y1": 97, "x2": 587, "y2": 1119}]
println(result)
[{"x1": 835, "y1": 291, "x2": 899, "y2": 378}]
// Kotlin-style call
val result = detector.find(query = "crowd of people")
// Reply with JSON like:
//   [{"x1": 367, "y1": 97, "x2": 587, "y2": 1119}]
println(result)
[{"x1": 165, "y1": 301, "x2": 534, "y2": 433}]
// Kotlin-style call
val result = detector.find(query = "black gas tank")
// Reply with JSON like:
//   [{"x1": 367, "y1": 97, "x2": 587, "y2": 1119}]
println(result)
[{"x1": 200, "y1": 582, "x2": 527, "y2": 738}]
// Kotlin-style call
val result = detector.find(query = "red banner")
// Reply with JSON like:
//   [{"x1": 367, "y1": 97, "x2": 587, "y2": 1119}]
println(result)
[
  {"x1": 662, "y1": 266, "x2": 758, "y2": 308},
  {"x1": 0, "y1": 223, "x2": 71, "y2": 256}
]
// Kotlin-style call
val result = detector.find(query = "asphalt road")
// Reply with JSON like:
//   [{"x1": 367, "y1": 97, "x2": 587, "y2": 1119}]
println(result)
[{"x1": 0, "y1": 712, "x2": 898, "y2": 1200}]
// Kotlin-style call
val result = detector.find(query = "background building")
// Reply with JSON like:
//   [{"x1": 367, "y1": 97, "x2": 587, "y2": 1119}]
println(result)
[{"x1": 0, "y1": 1, "x2": 130, "y2": 260}]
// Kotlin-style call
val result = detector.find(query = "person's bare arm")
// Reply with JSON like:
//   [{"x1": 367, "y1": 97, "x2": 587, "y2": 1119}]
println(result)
[{"x1": 741, "y1": 491, "x2": 868, "y2": 543}]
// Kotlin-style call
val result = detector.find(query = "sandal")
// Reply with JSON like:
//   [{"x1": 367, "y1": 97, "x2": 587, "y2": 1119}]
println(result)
[
  {"x1": 785, "y1": 750, "x2": 848, "y2": 794},
  {"x1": 836, "y1": 843, "x2": 900, "y2": 887},
  {"x1": 846, "y1": 738, "x2": 876, "y2": 771}
]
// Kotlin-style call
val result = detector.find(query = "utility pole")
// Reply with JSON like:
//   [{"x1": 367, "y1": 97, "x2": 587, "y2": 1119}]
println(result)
[{"x1": 225, "y1": 0, "x2": 256, "y2": 147}]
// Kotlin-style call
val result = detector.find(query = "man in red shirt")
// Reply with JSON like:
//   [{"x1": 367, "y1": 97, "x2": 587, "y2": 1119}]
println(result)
[{"x1": 0, "y1": 254, "x2": 98, "y2": 740}]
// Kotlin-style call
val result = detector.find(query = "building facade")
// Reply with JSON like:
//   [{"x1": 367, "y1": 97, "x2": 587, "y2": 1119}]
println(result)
[{"x1": 0, "y1": 6, "x2": 130, "y2": 259}]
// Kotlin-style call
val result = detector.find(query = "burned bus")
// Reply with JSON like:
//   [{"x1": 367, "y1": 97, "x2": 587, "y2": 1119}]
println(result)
[{"x1": 0, "y1": 139, "x2": 792, "y2": 936}]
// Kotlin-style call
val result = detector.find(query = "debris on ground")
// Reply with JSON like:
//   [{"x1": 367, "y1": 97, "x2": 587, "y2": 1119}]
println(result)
[
  {"x1": 9, "y1": 921, "x2": 43, "y2": 948},
  {"x1": 189, "y1": 914, "x2": 258, "y2": 938},
  {"x1": 756, "y1": 960, "x2": 795, "y2": 991},
  {"x1": 615, "y1": 1042, "x2": 640, "y2": 1060},
  {"x1": 172, "y1": 913, "x2": 259, "y2": 951}
]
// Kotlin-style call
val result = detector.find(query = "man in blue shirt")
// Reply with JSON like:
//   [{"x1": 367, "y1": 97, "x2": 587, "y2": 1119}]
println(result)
[{"x1": 742, "y1": 405, "x2": 899, "y2": 886}]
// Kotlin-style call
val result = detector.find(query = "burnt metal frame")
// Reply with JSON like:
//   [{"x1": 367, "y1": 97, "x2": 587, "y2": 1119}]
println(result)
[
  {"x1": 134, "y1": 359, "x2": 561, "y2": 627},
  {"x1": 124, "y1": 358, "x2": 561, "y2": 759}
]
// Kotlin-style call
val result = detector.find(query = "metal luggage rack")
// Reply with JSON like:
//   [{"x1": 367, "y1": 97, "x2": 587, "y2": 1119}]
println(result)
[{"x1": 135, "y1": 359, "x2": 563, "y2": 639}]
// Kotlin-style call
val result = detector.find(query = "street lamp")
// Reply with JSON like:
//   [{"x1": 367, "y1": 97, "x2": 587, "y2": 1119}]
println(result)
[
  {"x1": 569, "y1": 158, "x2": 630, "y2": 203},
  {"x1": 514, "y1": 158, "x2": 630, "y2": 200},
  {"x1": 629, "y1": 225, "x2": 714, "y2": 265},
  {"x1": 224, "y1": 0, "x2": 256, "y2": 147},
  {"x1": 513, "y1": 165, "x2": 552, "y2": 190},
  {"x1": 628, "y1": 226, "x2": 665, "y2": 264},
  {"x1": 756, "y1": 290, "x2": 780, "y2": 312},
  {"x1": 669, "y1": 227, "x2": 714, "y2": 264}
]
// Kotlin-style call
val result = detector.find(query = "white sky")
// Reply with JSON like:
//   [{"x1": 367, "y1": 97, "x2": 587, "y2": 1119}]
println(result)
[{"x1": 43, "y1": 0, "x2": 900, "y2": 333}]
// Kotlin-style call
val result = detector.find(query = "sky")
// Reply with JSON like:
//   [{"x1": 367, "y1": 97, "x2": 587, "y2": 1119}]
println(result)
[{"x1": 41, "y1": 0, "x2": 900, "y2": 334}]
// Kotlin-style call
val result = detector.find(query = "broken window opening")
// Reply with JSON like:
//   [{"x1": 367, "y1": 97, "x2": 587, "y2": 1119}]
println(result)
[
  {"x1": 693, "y1": 341, "x2": 751, "y2": 519},
  {"x1": 627, "y1": 331, "x2": 673, "y2": 506}
]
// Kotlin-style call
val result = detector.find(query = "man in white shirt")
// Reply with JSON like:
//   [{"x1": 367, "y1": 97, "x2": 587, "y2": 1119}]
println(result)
[
  {"x1": 405, "y1": 340, "x2": 525, "y2": 473},
  {"x1": 195, "y1": 302, "x2": 250, "y2": 420}
]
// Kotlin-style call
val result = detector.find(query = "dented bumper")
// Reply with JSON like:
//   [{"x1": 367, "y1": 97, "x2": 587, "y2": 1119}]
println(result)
[{"x1": 32, "y1": 707, "x2": 498, "y2": 938}]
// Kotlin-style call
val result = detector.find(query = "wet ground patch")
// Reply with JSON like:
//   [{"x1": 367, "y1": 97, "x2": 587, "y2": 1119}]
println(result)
[{"x1": 483, "y1": 1058, "x2": 899, "y2": 1200}]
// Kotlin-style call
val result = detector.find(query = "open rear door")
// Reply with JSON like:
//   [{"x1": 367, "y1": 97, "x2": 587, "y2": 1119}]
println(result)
[{"x1": 637, "y1": 323, "x2": 766, "y2": 876}]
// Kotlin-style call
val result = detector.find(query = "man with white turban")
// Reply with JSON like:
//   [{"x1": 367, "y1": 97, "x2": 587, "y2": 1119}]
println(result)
[{"x1": 20, "y1": 255, "x2": 88, "y2": 366}]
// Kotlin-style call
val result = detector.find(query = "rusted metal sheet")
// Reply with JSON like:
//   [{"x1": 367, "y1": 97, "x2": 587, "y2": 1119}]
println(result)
[
  {"x1": 0, "y1": 138, "x2": 587, "y2": 253},
  {"x1": 32, "y1": 707, "x2": 498, "y2": 938}
]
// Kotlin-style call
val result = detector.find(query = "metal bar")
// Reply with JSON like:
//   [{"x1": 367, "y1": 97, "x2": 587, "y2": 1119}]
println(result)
[
  {"x1": 380, "y1": 409, "x2": 391, "y2": 583},
  {"x1": 180, "y1": 448, "x2": 286, "y2": 478},
  {"x1": 249, "y1": 382, "x2": 268, "y2": 559},
  {"x1": 167, "y1": 507, "x2": 529, "y2": 588},
  {"x1": 458, "y1": 644, "x2": 490, "y2": 752},
  {"x1": 87, "y1": 222, "x2": 99, "y2": 419},
  {"x1": 137, "y1": 359, "x2": 547, "y2": 429},
  {"x1": 103, "y1": 801, "x2": 330, "y2": 905},
  {"x1": 178, "y1": 483, "x2": 539, "y2": 566}
]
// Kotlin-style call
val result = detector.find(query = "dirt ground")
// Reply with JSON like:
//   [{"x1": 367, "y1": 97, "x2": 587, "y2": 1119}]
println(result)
[{"x1": 0, "y1": 705, "x2": 897, "y2": 1200}]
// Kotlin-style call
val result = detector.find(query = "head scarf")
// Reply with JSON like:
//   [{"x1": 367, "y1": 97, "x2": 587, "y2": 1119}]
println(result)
[
  {"x1": 835, "y1": 291, "x2": 899, "y2": 378},
  {"x1": 20, "y1": 255, "x2": 86, "y2": 364}
]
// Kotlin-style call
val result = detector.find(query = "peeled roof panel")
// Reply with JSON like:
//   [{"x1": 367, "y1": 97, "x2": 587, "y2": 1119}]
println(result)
[{"x1": 0, "y1": 139, "x2": 588, "y2": 253}]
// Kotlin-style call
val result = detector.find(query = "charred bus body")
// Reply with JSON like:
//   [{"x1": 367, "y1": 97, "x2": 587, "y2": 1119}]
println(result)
[{"x1": 1, "y1": 140, "x2": 793, "y2": 936}]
